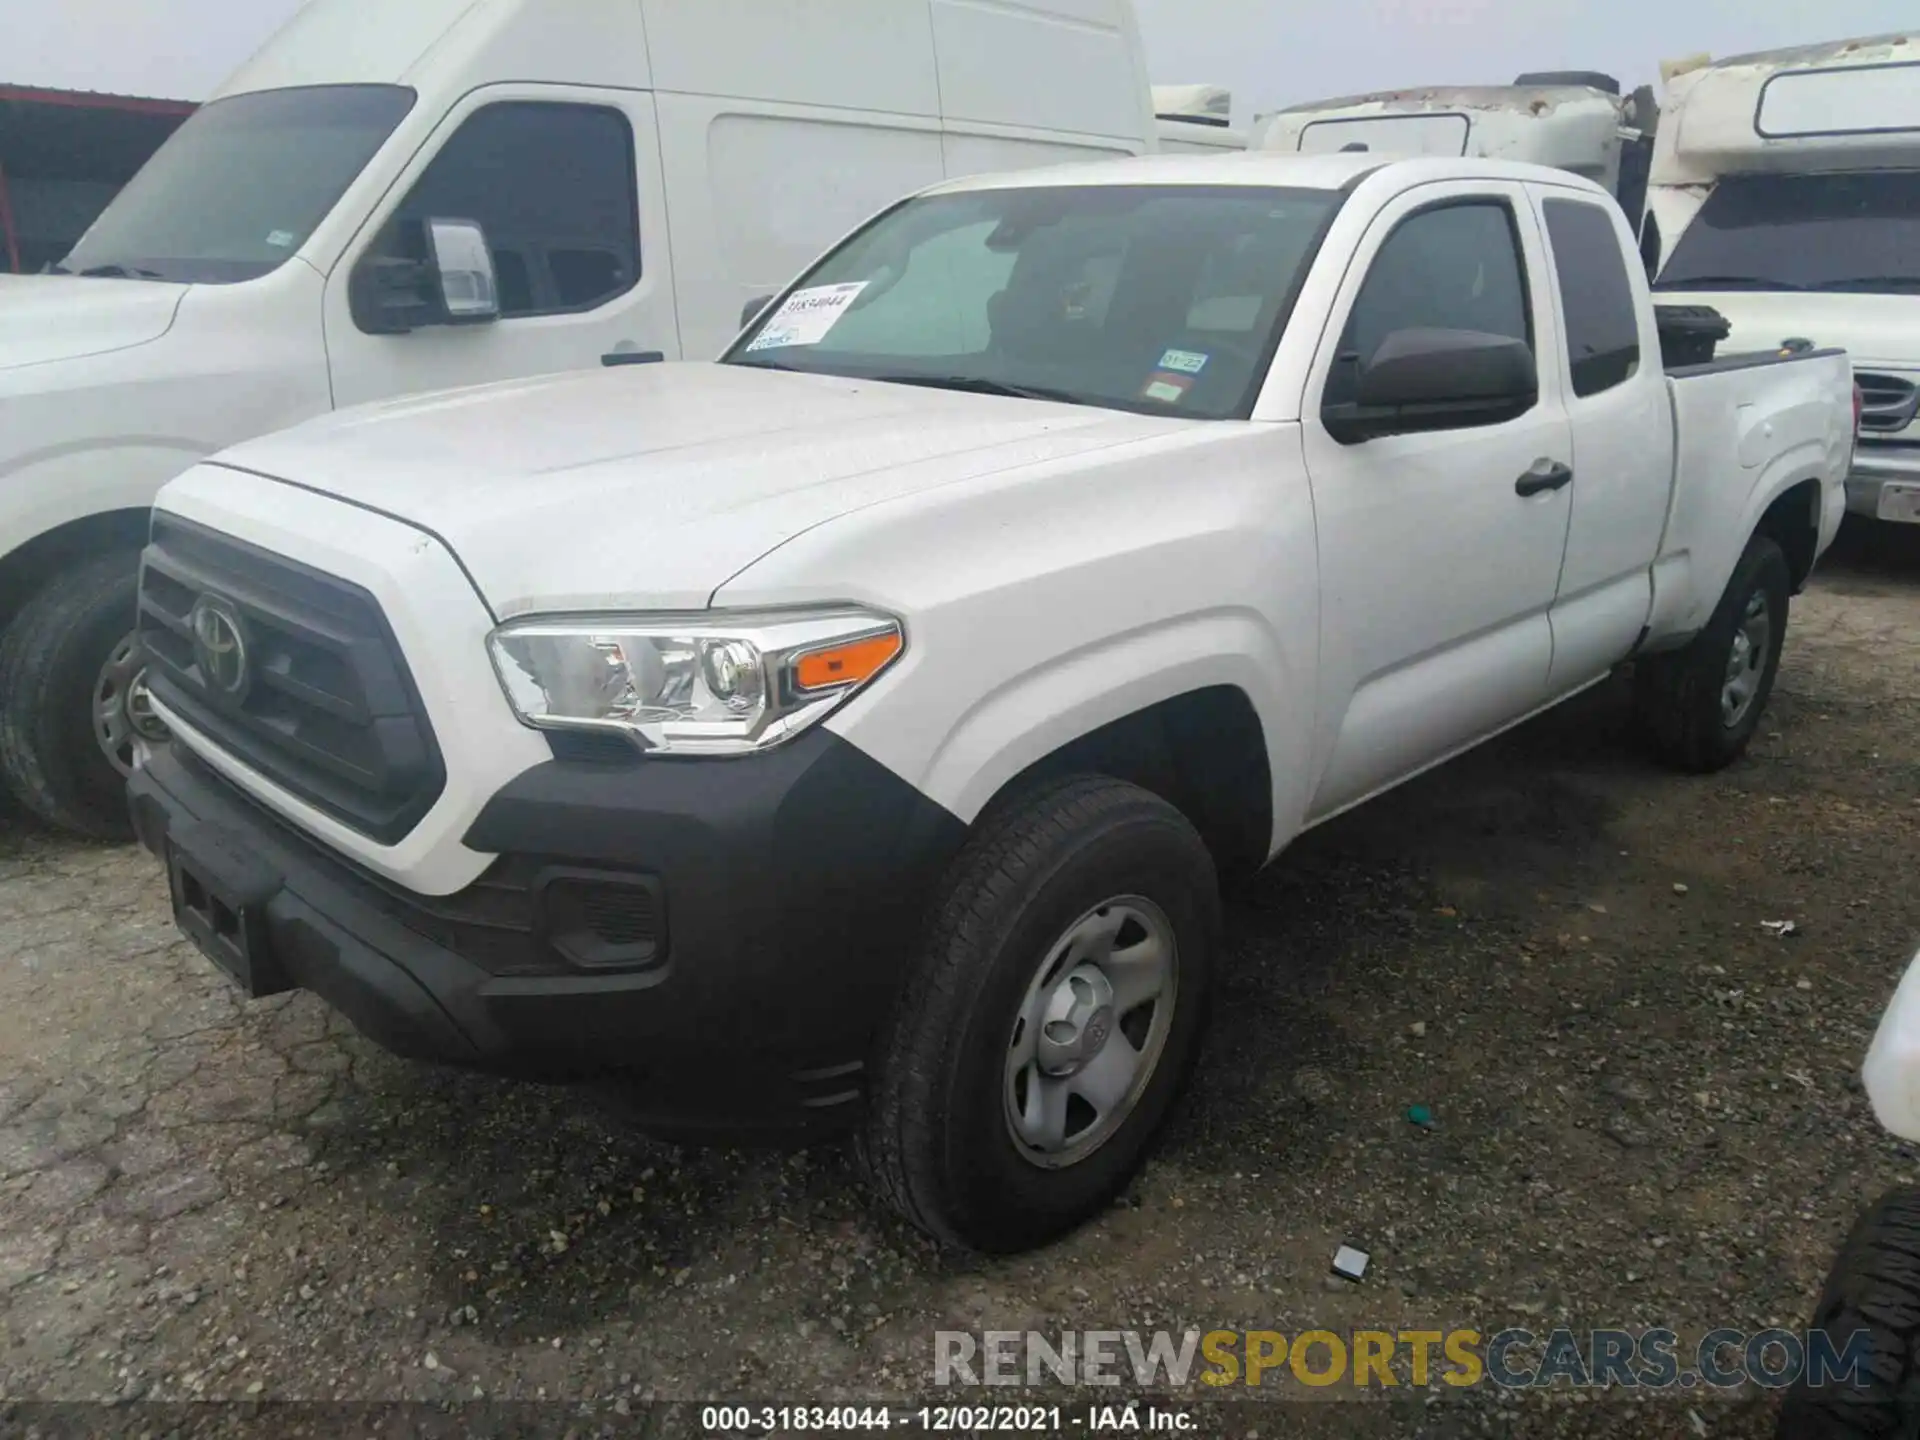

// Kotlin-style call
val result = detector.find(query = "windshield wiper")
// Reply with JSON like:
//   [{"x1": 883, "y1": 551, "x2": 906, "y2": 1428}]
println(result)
[
  {"x1": 47, "y1": 263, "x2": 167, "y2": 280},
  {"x1": 866, "y1": 373, "x2": 1088, "y2": 406},
  {"x1": 1654, "y1": 274, "x2": 1806, "y2": 292}
]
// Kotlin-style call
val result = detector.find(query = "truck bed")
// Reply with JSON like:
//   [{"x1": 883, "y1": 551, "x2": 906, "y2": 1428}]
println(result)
[
  {"x1": 1667, "y1": 346, "x2": 1843, "y2": 378},
  {"x1": 1646, "y1": 345, "x2": 1854, "y2": 644}
]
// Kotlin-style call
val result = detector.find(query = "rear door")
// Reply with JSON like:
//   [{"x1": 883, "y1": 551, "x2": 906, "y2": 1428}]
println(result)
[
  {"x1": 1531, "y1": 185, "x2": 1673, "y2": 690},
  {"x1": 1300, "y1": 180, "x2": 1575, "y2": 821},
  {"x1": 324, "y1": 86, "x2": 681, "y2": 410}
]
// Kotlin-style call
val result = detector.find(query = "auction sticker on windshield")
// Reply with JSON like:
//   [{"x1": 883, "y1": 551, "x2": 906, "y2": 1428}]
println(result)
[{"x1": 745, "y1": 283, "x2": 869, "y2": 351}]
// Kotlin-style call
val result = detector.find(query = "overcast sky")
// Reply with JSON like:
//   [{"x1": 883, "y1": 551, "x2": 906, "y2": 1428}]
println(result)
[{"x1": 7, "y1": 0, "x2": 1916, "y2": 119}]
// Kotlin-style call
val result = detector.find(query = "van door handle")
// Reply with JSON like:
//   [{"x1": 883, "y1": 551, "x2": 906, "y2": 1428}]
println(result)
[
  {"x1": 602, "y1": 350, "x2": 665, "y2": 367},
  {"x1": 1515, "y1": 460, "x2": 1573, "y2": 497}
]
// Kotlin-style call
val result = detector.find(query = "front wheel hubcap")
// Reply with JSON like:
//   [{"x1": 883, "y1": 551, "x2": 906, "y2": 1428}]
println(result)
[
  {"x1": 1004, "y1": 896, "x2": 1178, "y2": 1169},
  {"x1": 1720, "y1": 589, "x2": 1773, "y2": 729},
  {"x1": 95, "y1": 634, "x2": 170, "y2": 777}
]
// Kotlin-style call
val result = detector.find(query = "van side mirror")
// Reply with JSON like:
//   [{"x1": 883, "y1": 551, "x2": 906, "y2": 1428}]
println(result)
[
  {"x1": 1323, "y1": 328, "x2": 1538, "y2": 444},
  {"x1": 740, "y1": 294, "x2": 775, "y2": 330},
  {"x1": 349, "y1": 216, "x2": 499, "y2": 335},
  {"x1": 425, "y1": 218, "x2": 499, "y2": 324}
]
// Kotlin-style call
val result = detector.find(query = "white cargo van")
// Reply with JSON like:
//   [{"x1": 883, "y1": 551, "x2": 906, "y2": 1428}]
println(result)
[
  {"x1": 1644, "y1": 34, "x2": 1920, "y2": 530},
  {"x1": 1153, "y1": 85, "x2": 1249, "y2": 154},
  {"x1": 1255, "y1": 79, "x2": 1654, "y2": 219},
  {"x1": 0, "y1": 0, "x2": 1158, "y2": 839}
]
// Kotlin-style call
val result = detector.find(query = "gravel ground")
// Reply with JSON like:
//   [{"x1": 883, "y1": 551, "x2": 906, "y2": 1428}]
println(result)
[{"x1": 1, "y1": 525, "x2": 1915, "y2": 1440}]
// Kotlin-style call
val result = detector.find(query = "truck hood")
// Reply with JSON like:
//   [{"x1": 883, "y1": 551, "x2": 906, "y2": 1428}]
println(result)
[
  {"x1": 211, "y1": 362, "x2": 1194, "y2": 616},
  {"x1": 1655, "y1": 288, "x2": 1920, "y2": 373},
  {"x1": 0, "y1": 273, "x2": 188, "y2": 371}
]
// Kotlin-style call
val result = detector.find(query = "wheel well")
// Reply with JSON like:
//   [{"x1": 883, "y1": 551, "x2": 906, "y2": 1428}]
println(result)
[
  {"x1": 1755, "y1": 480, "x2": 1822, "y2": 593},
  {"x1": 0, "y1": 511, "x2": 151, "y2": 635},
  {"x1": 978, "y1": 686, "x2": 1274, "y2": 879}
]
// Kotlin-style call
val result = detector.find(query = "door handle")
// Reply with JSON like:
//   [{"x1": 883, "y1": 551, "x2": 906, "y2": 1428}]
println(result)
[
  {"x1": 602, "y1": 350, "x2": 665, "y2": 367},
  {"x1": 1515, "y1": 460, "x2": 1573, "y2": 497}
]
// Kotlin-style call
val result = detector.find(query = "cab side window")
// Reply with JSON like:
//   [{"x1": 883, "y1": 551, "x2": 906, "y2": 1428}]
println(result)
[
  {"x1": 1325, "y1": 201, "x2": 1531, "y2": 410},
  {"x1": 1542, "y1": 197, "x2": 1641, "y2": 397},
  {"x1": 363, "y1": 102, "x2": 639, "y2": 323}
]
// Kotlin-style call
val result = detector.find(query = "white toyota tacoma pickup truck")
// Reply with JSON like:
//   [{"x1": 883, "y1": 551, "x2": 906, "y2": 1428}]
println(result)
[{"x1": 127, "y1": 153, "x2": 1856, "y2": 1253}]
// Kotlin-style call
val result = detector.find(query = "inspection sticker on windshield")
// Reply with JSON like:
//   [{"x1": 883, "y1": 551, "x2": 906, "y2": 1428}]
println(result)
[
  {"x1": 1157, "y1": 348, "x2": 1210, "y2": 375},
  {"x1": 744, "y1": 282, "x2": 869, "y2": 351},
  {"x1": 265, "y1": 230, "x2": 296, "y2": 249},
  {"x1": 1141, "y1": 371, "x2": 1196, "y2": 404}
]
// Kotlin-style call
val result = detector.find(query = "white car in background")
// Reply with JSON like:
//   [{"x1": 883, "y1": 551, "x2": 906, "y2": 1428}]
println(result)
[{"x1": 1778, "y1": 946, "x2": 1920, "y2": 1438}]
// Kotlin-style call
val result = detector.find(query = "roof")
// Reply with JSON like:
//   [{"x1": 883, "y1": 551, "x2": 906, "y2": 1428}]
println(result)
[
  {"x1": 0, "y1": 84, "x2": 196, "y2": 116},
  {"x1": 1707, "y1": 31, "x2": 1918, "y2": 71},
  {"x1": 1153, "y1": 84, "x2": 1233, "y2": 123},
  {"x1": 921, "y1": 150, "x2": 1612, "y2": 197},
  {"x1": 1276, "y1": 83, "x2": 1620, "y2": 117},
  {"x1": 0, "y1": 84, "x2": 194, "y2": 185}
]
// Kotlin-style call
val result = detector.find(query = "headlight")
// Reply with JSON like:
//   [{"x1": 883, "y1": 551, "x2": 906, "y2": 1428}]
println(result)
[{"x1": 487, "y1": 608, "x2": 904, "y2": 755}]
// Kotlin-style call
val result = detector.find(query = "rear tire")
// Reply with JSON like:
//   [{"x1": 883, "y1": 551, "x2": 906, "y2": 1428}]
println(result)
[
  {"x1": 1634, "y1": 532, "x2": 1790, "y2": 774},
  {"x1": 1776, "y1": 1187, "x2": 1920, "y2": 1440},
  {"x1": 0, "y1": 553, "x2": 144, "y2": 840},
  {"x1": 859, "y1": 776, "x2": 1219, "y2": 1254}
]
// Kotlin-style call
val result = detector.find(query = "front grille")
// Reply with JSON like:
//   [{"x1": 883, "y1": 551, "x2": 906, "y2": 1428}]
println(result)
[
  {"x1": 1856, "y1": 372, "x2": 1920, "y2": 437},
  {"x1": 138, "y1": 513, "x2": 446, "y2": 844}
]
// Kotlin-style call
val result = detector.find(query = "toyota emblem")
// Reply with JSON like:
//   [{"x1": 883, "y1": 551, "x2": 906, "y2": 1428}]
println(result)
[{"x1": 189, "y1": 594, "x2": 250, "y2": 700}]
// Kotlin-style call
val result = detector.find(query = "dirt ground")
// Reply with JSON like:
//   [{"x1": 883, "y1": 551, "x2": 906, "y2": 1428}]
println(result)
[{"x1": 1, "y1": 525, "x2": 1915, "y2": 1440}]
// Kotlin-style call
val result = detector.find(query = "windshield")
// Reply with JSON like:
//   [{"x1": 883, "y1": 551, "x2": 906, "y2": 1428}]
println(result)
[
  {"x1": 1653, "y1": 171, "x2": 1920, "y2": 295},
  {"x1": 56, "y1": 85, "x2": 415, "y2": 285},
  {"x1": 723, "y1": 184, "x2": 1343, "y2": 420}
]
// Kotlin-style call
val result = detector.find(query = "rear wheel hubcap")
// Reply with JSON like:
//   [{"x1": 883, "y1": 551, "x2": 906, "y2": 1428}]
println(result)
[{"x1": 1720, "y1": 588, "x2": 1772, "y2": 729}]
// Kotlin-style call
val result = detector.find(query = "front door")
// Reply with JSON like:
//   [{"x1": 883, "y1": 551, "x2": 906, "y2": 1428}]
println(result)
[
  {"x1": 324, "y1": 85, "x2": 681, "y2": 411},
  {"x1": 1300, "y1": 181, "x2": 1575, "y2": 821}
]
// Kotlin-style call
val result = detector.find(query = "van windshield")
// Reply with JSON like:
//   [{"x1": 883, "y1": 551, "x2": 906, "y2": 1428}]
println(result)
[
  {"x1": 54, "y1": 85, "x2": 415, "y2": 286},
  {"x1": 1653, "y1": 171, "x2": 1920, "y2": 295},
  {"x1": 723, "y1": 184, "x2": 1342, "y2": 420}
]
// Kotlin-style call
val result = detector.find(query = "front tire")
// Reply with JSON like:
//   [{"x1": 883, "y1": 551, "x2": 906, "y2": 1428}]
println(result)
[
  {"x1": 1634, "y1": 532, "x2": 1791, "y2": 774},
  {"x1": 860, "y1": 776, "x2": 1219, "y2": 1253},
  {"x1": 0, "y1": 552, "x2": 147, "y2": 839},
  {"x1": 1776, "y1": 1187, "x2": 1920, "y2": 1440}
]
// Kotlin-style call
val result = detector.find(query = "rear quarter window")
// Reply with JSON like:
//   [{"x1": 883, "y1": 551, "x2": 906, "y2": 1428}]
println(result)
[{"x1": 1542, "y1": 197, "x2": 1641, "y2": 397}]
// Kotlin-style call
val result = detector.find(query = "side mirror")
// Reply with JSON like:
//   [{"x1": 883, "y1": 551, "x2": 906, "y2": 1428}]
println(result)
[
  {"x1": 1323, "y1": 328, "x2": 1537, "y2": 444},
  {"x1": 424, "y1": 217, "x2": 499, "y2": 324},
  {"x1": 348, "y1": 216, "x2": 499, "y2": 335},
  {"x1": 740, "y1": 294, "x2": 775, "y2": 330}
]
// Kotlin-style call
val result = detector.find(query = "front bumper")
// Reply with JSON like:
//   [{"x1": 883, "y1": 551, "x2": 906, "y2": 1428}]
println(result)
[
  {"x1": 1846, "y1": 445, "x2": 1920, "y2": 522},
  {"x1": 130, "y1": 733, "x2": 965, "y2": 1140}
]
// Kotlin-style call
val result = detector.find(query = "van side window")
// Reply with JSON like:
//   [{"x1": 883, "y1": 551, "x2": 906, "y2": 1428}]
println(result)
[
  {"x1": 1326, "y1": 201, "x2": 1531, "y2": 409},
  {"x1": 367, "y1": 102, "x2": 639, "y2": 322},
  {"x1": 1543, "y1": 198, "x2": 1641, "y2": 397}
]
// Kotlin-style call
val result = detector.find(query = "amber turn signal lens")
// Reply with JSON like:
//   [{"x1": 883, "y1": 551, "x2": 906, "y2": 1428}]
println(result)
[{"x1": 793, "y1": 632, "x2": 902, "y2": 692}]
